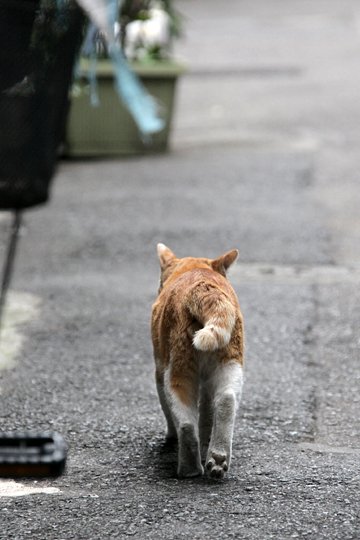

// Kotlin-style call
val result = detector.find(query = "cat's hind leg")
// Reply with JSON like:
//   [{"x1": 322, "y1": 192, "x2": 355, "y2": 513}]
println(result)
[
  {"x1": 156, "y1": 369, "x2": 177, "y2": 441},
  {"x1": 199, "y1": 386, "x2": 213, "y2": 462},
  {"x1": 164, "y1": 362, "x2": 203, "y2": 478},
  {"x1": 206, "y1": 361, "x2": 243, "y2": 479}
]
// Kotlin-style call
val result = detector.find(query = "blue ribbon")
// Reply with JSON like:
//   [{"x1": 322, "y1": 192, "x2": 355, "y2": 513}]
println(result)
[{"x1": 81, "y1": 0, "x2": 165, "y2": 136}]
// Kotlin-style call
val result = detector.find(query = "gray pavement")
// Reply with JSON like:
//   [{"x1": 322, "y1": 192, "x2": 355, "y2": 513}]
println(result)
[{"x1": 1, "y1": 0, "x2": 360, "y2": 538}]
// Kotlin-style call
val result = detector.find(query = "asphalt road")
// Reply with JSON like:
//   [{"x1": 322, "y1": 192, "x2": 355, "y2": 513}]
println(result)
[{"x1": 1, "y1": 1, "x2": 360, "y2": 538}]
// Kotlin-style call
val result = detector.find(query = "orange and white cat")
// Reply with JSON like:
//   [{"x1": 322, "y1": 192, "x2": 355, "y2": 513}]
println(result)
[{"x1": 151, "y1": 244, "x2": 244, "y2": 479}]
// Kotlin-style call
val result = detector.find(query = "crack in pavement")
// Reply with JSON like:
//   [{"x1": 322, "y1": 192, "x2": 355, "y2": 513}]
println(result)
[
  {"x1": 299, "y1": 443, "x2": 360, "y2": 456},
  {"x1": 232, "y1": 263, "x2": 360, "y2": 285}
]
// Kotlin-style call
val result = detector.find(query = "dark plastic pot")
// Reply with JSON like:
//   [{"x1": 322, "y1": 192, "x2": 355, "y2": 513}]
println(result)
[{"x1": 0, "y1": 0, "x2": 83, "y2": 210}]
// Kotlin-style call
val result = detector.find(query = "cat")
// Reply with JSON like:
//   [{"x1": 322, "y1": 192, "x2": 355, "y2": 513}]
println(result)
[{"x1": 151, "y1": 244, "x2": 244, "y2": 479}]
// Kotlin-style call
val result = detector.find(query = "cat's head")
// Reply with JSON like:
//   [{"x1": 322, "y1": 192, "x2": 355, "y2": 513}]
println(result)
[{"x1": 156, "y1": 243, "x2": 238, "y2": 292}]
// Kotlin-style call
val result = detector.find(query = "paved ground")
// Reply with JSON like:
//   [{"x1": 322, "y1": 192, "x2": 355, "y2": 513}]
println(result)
[{"x1": 1, "y1": 0, "x2": 360, "y2": 538}]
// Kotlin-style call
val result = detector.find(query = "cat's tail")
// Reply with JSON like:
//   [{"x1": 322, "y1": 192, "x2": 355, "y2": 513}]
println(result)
[{"x1": 190, "y1": 288, "x2": 236, "y2": 352}]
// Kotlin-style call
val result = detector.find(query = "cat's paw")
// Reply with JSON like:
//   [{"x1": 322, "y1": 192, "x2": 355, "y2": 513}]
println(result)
[
  {"x1": 206, "y1": 450, "x2": 228, "y2": 479},
  {"x1": 178, "y1": 423, "x2": 203, "y2": 478},
  {"x1": 178, "y1": 462, "x2": 204, "y2": 478},
  {"x1": 165, "y1": 429, "x2": 177, "y2": 443}
]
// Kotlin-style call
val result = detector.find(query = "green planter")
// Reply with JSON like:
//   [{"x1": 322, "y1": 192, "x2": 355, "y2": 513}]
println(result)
[{"x1": 64, "y1": 59, "x2": 184, "y2": 157}]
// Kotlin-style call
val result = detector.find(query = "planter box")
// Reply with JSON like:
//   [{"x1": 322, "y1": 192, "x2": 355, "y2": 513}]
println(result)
[{"x1": 64, "y1": 59, "x2": 184, "y2": 157}]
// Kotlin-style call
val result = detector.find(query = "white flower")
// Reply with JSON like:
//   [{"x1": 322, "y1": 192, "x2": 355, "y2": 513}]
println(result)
[{"x1": 125, "y1": 4, "x2": 171, "y2": 60}]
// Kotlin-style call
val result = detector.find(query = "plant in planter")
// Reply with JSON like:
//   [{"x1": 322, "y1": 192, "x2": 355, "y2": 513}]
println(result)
[{"x1": 65, "y1": 0, "x2": 184, "y2": 156}]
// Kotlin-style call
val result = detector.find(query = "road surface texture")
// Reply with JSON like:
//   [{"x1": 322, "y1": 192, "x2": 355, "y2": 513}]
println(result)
[{"x1": 0, "y1": 0, "x2": 359, "y2": 538}]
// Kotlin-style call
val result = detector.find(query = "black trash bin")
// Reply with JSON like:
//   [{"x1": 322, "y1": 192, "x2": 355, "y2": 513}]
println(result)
[
  {"x1": 0, "y1": 0, "x2": 84, "y2": 329},
  {"x1": 0, "y1": 0, "x2": 84, "y2": 210}
]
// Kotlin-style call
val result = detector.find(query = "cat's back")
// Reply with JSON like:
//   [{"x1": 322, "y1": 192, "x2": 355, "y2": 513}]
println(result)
[{"x1": 152, "y1": 266, "x2": 237, "y2": 323}]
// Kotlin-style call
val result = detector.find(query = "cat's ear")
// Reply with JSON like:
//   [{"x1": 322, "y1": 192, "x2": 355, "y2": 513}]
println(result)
[
  {"x1": 157, "y1": 243, "x2": 176, "y2": 269},
  {"x1": 211, "y1": 249, "x2": 239, "y2": 275}
]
